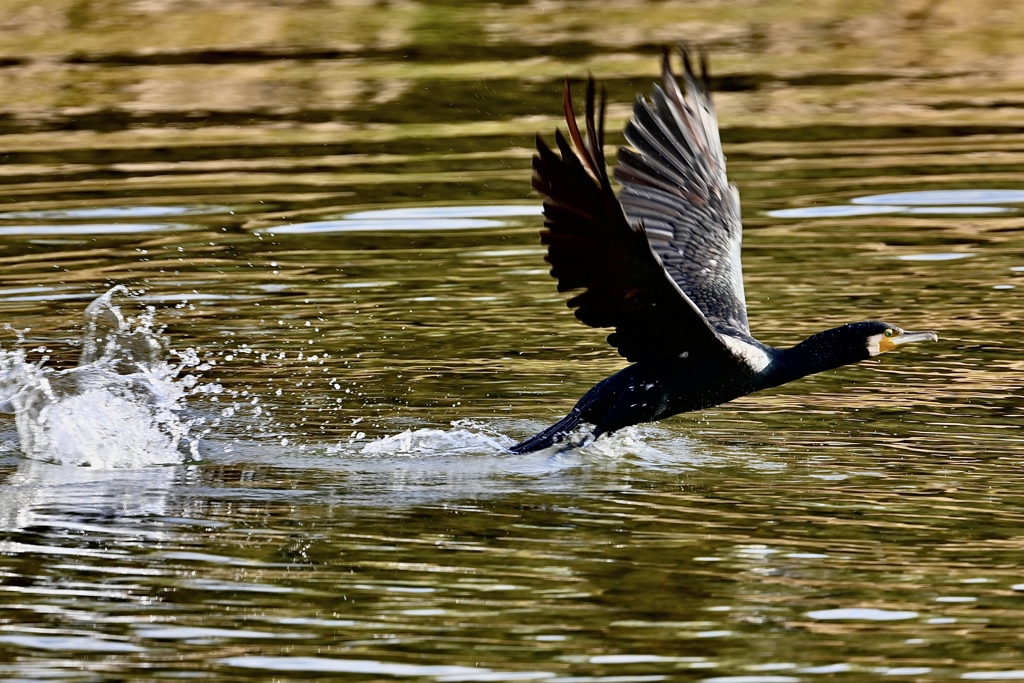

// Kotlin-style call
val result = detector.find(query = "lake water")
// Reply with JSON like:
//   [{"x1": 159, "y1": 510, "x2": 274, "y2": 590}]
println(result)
[{"x1": 0, "y1": 2, "x2": 1023, "y2": 681}]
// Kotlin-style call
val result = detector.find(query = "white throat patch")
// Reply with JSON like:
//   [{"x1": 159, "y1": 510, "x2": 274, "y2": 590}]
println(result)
[
  {"x1": 866, "y1": 333, "x2": 885, "y2": 357},
  {"x1": 721, "y1": 335, "x2": 771, "y2": 372}
]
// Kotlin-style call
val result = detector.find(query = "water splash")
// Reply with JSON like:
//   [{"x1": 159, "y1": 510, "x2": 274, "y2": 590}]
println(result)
[
  {"x1": 356, "y1": 419, "x2": 703, "y2": 467},
  {"x1": 0, "y1": 286, "x2": 209, "y2": 467},
  {"x1": 359, "y1": 419, "x2": 514, "y2": 456}
]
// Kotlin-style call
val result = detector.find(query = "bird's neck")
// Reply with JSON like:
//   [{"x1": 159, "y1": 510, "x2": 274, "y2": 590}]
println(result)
[{"x1": 760, "y1": 327, "x2": 866, "y2": 389}]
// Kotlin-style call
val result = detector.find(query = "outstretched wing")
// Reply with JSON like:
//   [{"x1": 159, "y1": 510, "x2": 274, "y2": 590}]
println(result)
[
  {"x1": 615, "y1": 46, "x2": 750, "y2": 339},
  {"x1": 532, "y1": 77, "x2": 729, "y2": 364}
]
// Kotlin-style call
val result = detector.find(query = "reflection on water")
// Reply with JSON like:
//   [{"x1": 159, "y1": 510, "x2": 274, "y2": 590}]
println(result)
[
  {"x1": 220, "y1": 656, "x2": 553, "y2": 678},
  {"x1": 0, "y1": 0, "x2": 1023, "y2": 681},
  {"x1": 274, "y1": 217, "x2": 505, "y2": 233},
  {"x1": 349, "y1": 206, "x2": 542, "y2": 219},
  {"x1": 0, "y1": 222, "x2": 196, "y2": 235},
  {"x1": 767, "y1": 204, "x2": 908, "y2": 218},
  {"x1": 854, "y1": 190, "x2": 1024, "y2": 205},
  {"x1": 767, "y1": 189, "x2": 1024, "y2": 218},
  {"x1": 271, "y1": 205, "x2": 540, "y2": 233},
  {"x1": 0, "y1": 459, "x2": 176, "y2": 536},
  {"x1": 893, "y1": 252, "x2": 976, "y2": 261},
  {"x1": 0, "y1": 206, "x2": 234, "y2": 220}
]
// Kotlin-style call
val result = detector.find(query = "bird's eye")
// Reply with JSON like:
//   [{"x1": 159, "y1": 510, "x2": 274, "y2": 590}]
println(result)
[{"x1": 884, "y1": 329, "x2": 894, "y2": 338}]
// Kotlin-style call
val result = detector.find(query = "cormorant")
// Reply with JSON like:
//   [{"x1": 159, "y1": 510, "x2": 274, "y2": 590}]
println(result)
[{"x1": 509, "y1": 45, "x2": 938, "y2": 454}]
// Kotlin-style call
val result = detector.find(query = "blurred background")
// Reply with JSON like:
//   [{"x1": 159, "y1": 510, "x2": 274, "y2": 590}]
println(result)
[{"x1": 4, "y1": 0, "x2": 1024, "y2": 131}]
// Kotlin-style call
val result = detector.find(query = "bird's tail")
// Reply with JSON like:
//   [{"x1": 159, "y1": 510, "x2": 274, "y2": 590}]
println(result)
[{"x1": 508, "y1": 409, "x2": 589, "y2": 454}]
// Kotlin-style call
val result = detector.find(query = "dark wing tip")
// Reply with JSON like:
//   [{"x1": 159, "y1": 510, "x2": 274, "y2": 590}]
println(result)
[
  {"x1": 698, "y1": 45, "x2": 710, "y2": 82},
  {"x1": 534, "y1": 131, "x2": 551, "y2": 155},
  {"x1": 678, "y1": 42, "x2": 693, "y2": 77},
  {"x1": 547, "y1": 72, "x2": 610, "y2": 188},
  {"x1": 660, "y1": 42, "x2": 712, "y2": 97},
  {"x1": 561, "y1": 77, "x2": 585, "y2": 155}
]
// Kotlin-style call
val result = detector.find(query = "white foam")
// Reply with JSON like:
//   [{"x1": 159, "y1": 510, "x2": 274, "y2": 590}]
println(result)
[
  {"x1": 359, "y1": 420, "x2": 514, "y2": 456},
  {"x1": 18, "y1": 386, "x2": 185, "y2": 467}
]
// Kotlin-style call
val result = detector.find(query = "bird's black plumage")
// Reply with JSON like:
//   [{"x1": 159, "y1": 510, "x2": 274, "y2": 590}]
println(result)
[{"x1": 510, "y1": 45, "x2": 938, "y2": 454}]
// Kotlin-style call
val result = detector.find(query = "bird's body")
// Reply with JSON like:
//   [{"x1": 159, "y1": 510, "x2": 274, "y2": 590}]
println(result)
[
  {"x1": 509, "y1": 45, "x2": 937, "y2": 454},
  {"x1": 511, "y1": 353, "x2": 758, "y2": 454}
]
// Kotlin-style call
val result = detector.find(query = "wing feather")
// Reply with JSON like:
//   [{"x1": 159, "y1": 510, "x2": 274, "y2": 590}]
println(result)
[
  {"x1": 532, "y1": 77, "x2": 728, "y2": 363},
  {"x1": 615, "y1": 45, "x2": 751, "y2": 339}
]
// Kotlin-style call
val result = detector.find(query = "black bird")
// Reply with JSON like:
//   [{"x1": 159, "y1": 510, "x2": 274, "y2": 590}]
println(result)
[{"x1": 510, "y1": 45, "x2": 938, "y2": 454}]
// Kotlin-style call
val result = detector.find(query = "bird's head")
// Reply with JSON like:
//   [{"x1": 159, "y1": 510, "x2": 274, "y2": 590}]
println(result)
[
  {"x1": 859, "y1": 321, "x2": 939, "y2": 357},
  {"x1": 793, "y1": 321, "x2": 938, "y2": 361},
  {"x1": 777, "y1": 321, "x2": 938, "y2": 383}
]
